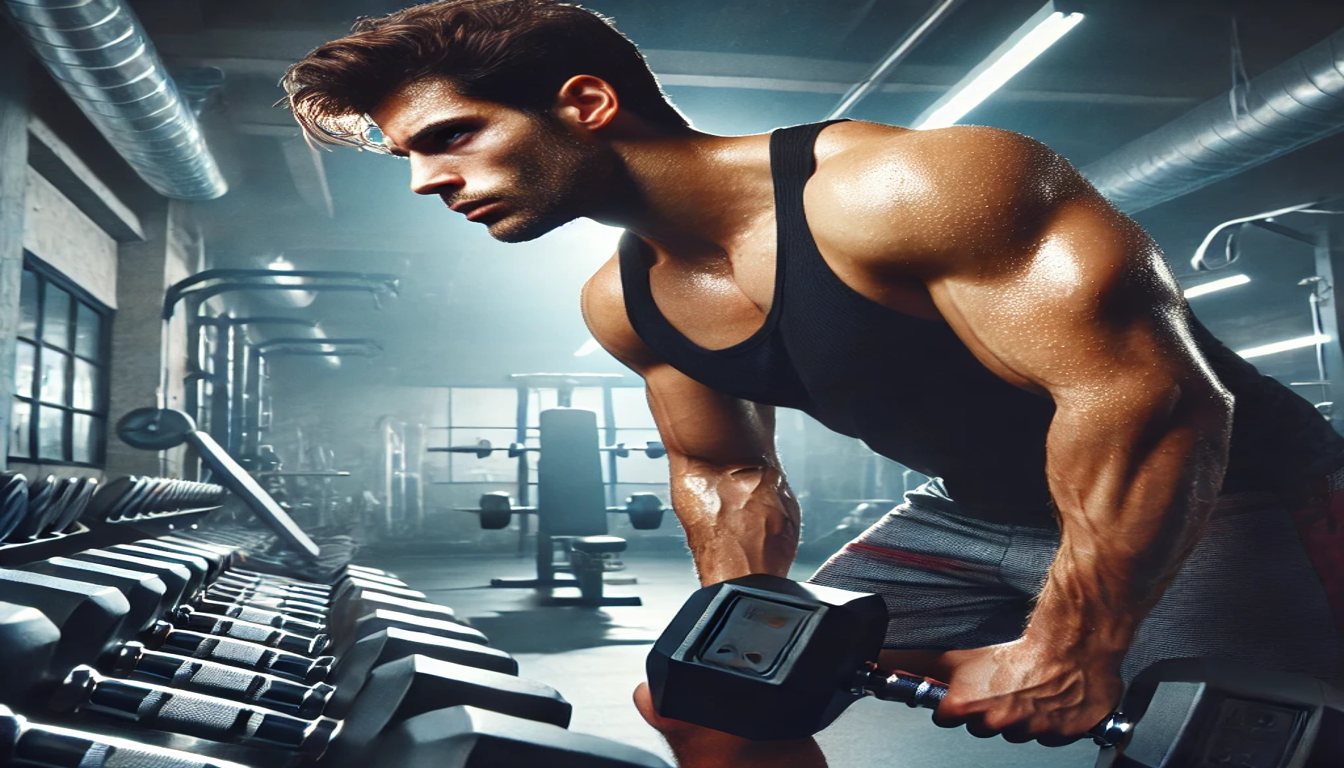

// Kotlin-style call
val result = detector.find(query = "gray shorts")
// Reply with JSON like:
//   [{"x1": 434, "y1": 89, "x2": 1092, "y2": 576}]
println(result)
[{"x1": 807, "y1": 474, "x2": 1344, "y2": 684}]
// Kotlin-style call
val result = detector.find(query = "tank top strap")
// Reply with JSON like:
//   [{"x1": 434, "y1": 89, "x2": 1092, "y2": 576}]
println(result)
[{"x1": 768, "y1": 120, "x2": 849, "y2": 255}]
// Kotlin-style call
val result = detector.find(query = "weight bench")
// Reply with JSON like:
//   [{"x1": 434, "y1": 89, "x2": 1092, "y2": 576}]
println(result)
[{"x1": 461, "y1": 408, "x2": 658, "y2": 607}]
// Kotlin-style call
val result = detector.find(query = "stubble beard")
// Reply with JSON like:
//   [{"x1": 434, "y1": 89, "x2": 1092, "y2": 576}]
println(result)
[{"x1": 485, "y1": 117, "x2": 614, "y2": 243}]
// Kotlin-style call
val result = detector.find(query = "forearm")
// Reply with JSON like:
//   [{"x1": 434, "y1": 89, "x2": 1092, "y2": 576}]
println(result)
[
  {"x1": 669, "y1": 457, "x2": 802, "y2": 585},
  {"x1": 1027, "y1": 384, "x2": 1233, "y2": 655}
]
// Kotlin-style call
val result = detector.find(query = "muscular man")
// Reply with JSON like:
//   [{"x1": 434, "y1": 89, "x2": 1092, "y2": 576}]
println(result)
[{"x1": 283, "y1": 1, "x2": 1344, "y2": 764}]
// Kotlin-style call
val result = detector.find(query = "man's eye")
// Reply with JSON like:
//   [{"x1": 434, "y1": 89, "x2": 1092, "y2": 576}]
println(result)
[{"x1": 434, "y1": 129, "x2": 469, "y2": 148}]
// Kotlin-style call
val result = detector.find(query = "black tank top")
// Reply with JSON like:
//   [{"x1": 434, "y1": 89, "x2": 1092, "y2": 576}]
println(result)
[{"x1": 620, "y1": 121, "x2": 1344, "y2": 526}]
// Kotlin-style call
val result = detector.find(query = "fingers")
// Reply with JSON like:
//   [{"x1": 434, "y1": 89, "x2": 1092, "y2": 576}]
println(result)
[{"x1": 933, "y1": 701, "x2": 1089, "y2": 745}]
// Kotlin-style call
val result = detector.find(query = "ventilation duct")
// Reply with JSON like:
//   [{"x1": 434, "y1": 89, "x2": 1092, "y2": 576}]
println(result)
[
  {"x1": 1082, "y1": 27, "x2": 1344, "y2": 215},
  {"x1": 3, "y1": 0, "x2": 228, "y2": 200}
]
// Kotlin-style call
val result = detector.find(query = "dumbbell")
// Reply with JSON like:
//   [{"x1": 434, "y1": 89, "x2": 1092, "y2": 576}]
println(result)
[
  {"x1": 647, "y1": 574, "x2": 1131, "y2": 744},
  {"x1": 649, "y1": 575, "x2": 1344, "y2": 767},
  {"x1": 71, "y1": 542, "x2": 487, "y2": 657},
  {"x1": 609, "y1": 492, "x2": 666, "y2": 530},
  {"x1": 368, "y1": 705, "x2": 673, "y2": 768},
  {"x1": 0, "y1": 471, "x2": 29, "y2": 540},
  {"x1": 4, "y1": 474, "x2": 64, "y2": 542},
  {"x1": 51, "y1": 548, "x2": 491, "y2": 677},
  {"x1": 113, "y1": 623, "x2": 521, "y2": 719},
  {"x1": 52, "y1": 654, "x2": 571, "y2": 759},
  {"x1": 0, "y1": 703, "x2": 254, "y2": 768}
]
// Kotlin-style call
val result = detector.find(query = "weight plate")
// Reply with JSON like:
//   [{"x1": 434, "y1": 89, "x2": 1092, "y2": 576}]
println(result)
[
  {"x1": 117, "y1": 408, "x2": 195, "y2": 451},
  {"x1": 0, "y1": 472, "x2": 28, "y2": 541}
]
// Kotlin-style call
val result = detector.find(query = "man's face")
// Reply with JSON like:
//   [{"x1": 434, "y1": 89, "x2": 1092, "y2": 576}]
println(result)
[{"x1": 372, "y1": 77, "x2": 611, "y2": 243}]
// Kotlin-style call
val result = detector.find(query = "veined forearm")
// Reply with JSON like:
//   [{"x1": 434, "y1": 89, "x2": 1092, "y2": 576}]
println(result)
[
  {"x1": 1028, "y1": 385, "x2": 1232, "y2": 653},
  {"x1": 669, "y1": 458, "x2": 802, "y2": 585}
]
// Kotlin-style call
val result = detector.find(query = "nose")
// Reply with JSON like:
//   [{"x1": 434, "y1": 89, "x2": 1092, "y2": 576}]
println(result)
[{"x1": 409, "y1": 155, "x2": 464, "y2": 197}]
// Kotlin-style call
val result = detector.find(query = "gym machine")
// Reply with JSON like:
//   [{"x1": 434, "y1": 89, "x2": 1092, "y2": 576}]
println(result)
[
  {"x1": 165, "y1": 268, "x2": 397, "y2": 468},
  {"x1": 435, "y1": 374, "x2": 671, "y2": 607}
]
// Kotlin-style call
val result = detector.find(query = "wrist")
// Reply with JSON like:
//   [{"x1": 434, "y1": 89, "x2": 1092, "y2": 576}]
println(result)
[{"x1": 1023, "y1": 591, "x2": 1138, "y2": 663}]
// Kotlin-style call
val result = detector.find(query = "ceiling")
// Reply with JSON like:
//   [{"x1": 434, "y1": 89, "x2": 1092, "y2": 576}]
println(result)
[{"x1": 83, "y1": 0, "x2": 1344, "y2": 388}]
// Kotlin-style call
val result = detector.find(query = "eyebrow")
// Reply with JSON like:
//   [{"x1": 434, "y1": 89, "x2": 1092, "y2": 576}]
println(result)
[{"x1": 386, "y1": 118, "x2": 471, "y2": 157}]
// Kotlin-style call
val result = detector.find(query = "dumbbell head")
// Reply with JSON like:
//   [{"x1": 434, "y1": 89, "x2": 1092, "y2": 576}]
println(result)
[
  {"x1": 0, "y1": 472, "x2": 28, "y2": 541},
  {"x1": 23, "y1": 558, "x2": 168, "y2": 633},
  {"x1": 69, "y1": 549, "x2": 194, "y2": 607},
  {"x1": 477, "y1": 492, "x2": 513, "y2": 529},
  {"x1": 372, "y1": 706, "x2": 672, "y2": 768},
  {"x1": 0, "y1": 569, "x2": 133, "y2": 692},
  {"x1": 325, "y1": 628, "x2": 519, "y2": 718},
  {"x1": 46, "y1": 476, "x2": 97, "y2": 534},
  {"x1": 626, "y1": 493, "x2": 665, "y2": 530},
  {"x1": 0, "y1": 602, "x2": 61, "y2": 707},
  {"x1": 646, "y1": 573, "x2": 887, "y2": 741},
  {"x1": 8, "y1": 475, "x2": 56, "y2": 541},
  {"x1": 330, "y1": 655, "x2": 571, "y2": 765}
]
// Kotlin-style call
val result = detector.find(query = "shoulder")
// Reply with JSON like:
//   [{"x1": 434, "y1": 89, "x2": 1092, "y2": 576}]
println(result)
[
  {"x1": 580, "y1": 254, "x2": 663, "y2": 371},
  {"x1": 808, "y1": 123, "x2": 1090, "y2": 275}
]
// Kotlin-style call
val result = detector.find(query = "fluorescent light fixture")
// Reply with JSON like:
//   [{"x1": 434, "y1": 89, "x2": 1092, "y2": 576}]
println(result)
[
  {"x1": 1237, "y1": 334, "x2": 1329, "y2": 360},
  {"x1": 912, "y1": 1, "x2": 1084, "y2": 130},
  {"x1": 574, "y1": 337, "x2": 602, "y2": 357},
  {"x1": 1183, "y1": 274, "x2": 1251, "y2": 299}
]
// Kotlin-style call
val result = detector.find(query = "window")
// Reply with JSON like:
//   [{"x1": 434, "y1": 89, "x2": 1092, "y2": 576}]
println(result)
[{"x1": 10, "y1": 256, "x2": 111, "y2": 465}]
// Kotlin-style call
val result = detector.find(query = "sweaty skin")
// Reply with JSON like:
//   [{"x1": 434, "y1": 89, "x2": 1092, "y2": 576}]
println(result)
[{"x1": 373, "y1": 75, "x2": 1233, "y2": 764}]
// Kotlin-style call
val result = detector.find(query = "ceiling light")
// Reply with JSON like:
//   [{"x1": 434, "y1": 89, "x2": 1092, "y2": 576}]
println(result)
[
  {"x1": 574, "y1": 337, "x2": 602, "y2": 357},
  {"x1": 1237, "y1": 334, "x2": 1329, "y2": 360},
  {"x1": 1183, "y1": 274, "x2": 1250, "y2": 299},
  {"x1": 911, "y1": 1, "x2": 1084, "y2": 130}
]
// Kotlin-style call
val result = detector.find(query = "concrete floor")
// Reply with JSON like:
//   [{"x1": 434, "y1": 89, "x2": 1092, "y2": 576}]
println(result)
[{"x1": 354, "y1": 550, "x2": 1101, "y2": 768}]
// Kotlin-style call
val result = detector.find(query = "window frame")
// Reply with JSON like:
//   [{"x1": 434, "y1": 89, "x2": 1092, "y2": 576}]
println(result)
[{"x1": 10, "y1": 252, "x2": 113, "y2": 467}]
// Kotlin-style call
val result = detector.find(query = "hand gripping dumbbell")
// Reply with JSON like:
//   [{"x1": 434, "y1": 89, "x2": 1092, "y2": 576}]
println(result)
[
  {"x1": 0, "y1": 703, "x2": 254, "y2": 768},
  {"x1": 647, "y1": 574, "x2": 1132, "y2": 745}
]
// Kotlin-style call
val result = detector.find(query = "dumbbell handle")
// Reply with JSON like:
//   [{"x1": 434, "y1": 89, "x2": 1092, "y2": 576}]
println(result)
[
  {"x1": 188, "y1": 597, "x2": 327, "y2": 633},
  {"x1": 171, "y1": 608, "x2": 330, "y2": 655},
  {"x1": 203, "y1": 587, "x2": 330, "y2": 620},
  {"x1": 112, "y1": 642, "x2": 335, "y2": 719},
  {"x1": 51, "y1": 667, "x2": 339, "y2": 758},
  {"x1": 853, "y1": 663, "x2": 1133, "y2": 748},
  {"x1": 148, "y1": 623, "x2": 334, "y2": 684},
  {"x1": 0, "y1": 705, "x2": 253, "y2": 767}
]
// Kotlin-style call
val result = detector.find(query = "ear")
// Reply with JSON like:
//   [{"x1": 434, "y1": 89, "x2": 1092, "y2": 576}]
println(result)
[{"x1": 554, "y1": 75, "x2": 619, "y2": 131}]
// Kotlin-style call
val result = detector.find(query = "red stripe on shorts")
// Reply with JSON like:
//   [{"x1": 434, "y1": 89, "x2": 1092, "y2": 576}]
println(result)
[{"x1": 842, "y1": 540, "x2": 986, "y2": 575}]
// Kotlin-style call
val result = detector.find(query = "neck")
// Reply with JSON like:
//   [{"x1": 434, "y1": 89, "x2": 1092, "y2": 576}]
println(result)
[{"x1": 586, "y1": 128, "x2": 774, "y2": 261}]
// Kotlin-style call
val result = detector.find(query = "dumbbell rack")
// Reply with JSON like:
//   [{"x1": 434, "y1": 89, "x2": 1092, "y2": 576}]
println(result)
[{"x1": 0, "y1": 506, "x2": 222, "y2": 567}]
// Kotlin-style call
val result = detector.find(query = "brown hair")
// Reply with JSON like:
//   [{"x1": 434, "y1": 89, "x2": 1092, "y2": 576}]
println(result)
[{"x1": 282, "y1": 0, "x2": 689, "y2": 150}]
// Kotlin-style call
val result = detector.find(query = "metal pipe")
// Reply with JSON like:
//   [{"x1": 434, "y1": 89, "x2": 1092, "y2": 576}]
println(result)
[
  {"x1": 2, "y1": 0, "x2": 226, "y2": 199},
  {"x1": 1084, "y1": 26, "x2": 1344, "y2": 214},
  {"x1": 826, "y1": 0, "x2": 965, "y2": 119}
]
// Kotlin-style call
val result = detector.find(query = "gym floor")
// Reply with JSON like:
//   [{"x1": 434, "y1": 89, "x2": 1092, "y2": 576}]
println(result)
[{"x1": 353, "y1": 550, "x2": 1099, "y2": 768}]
